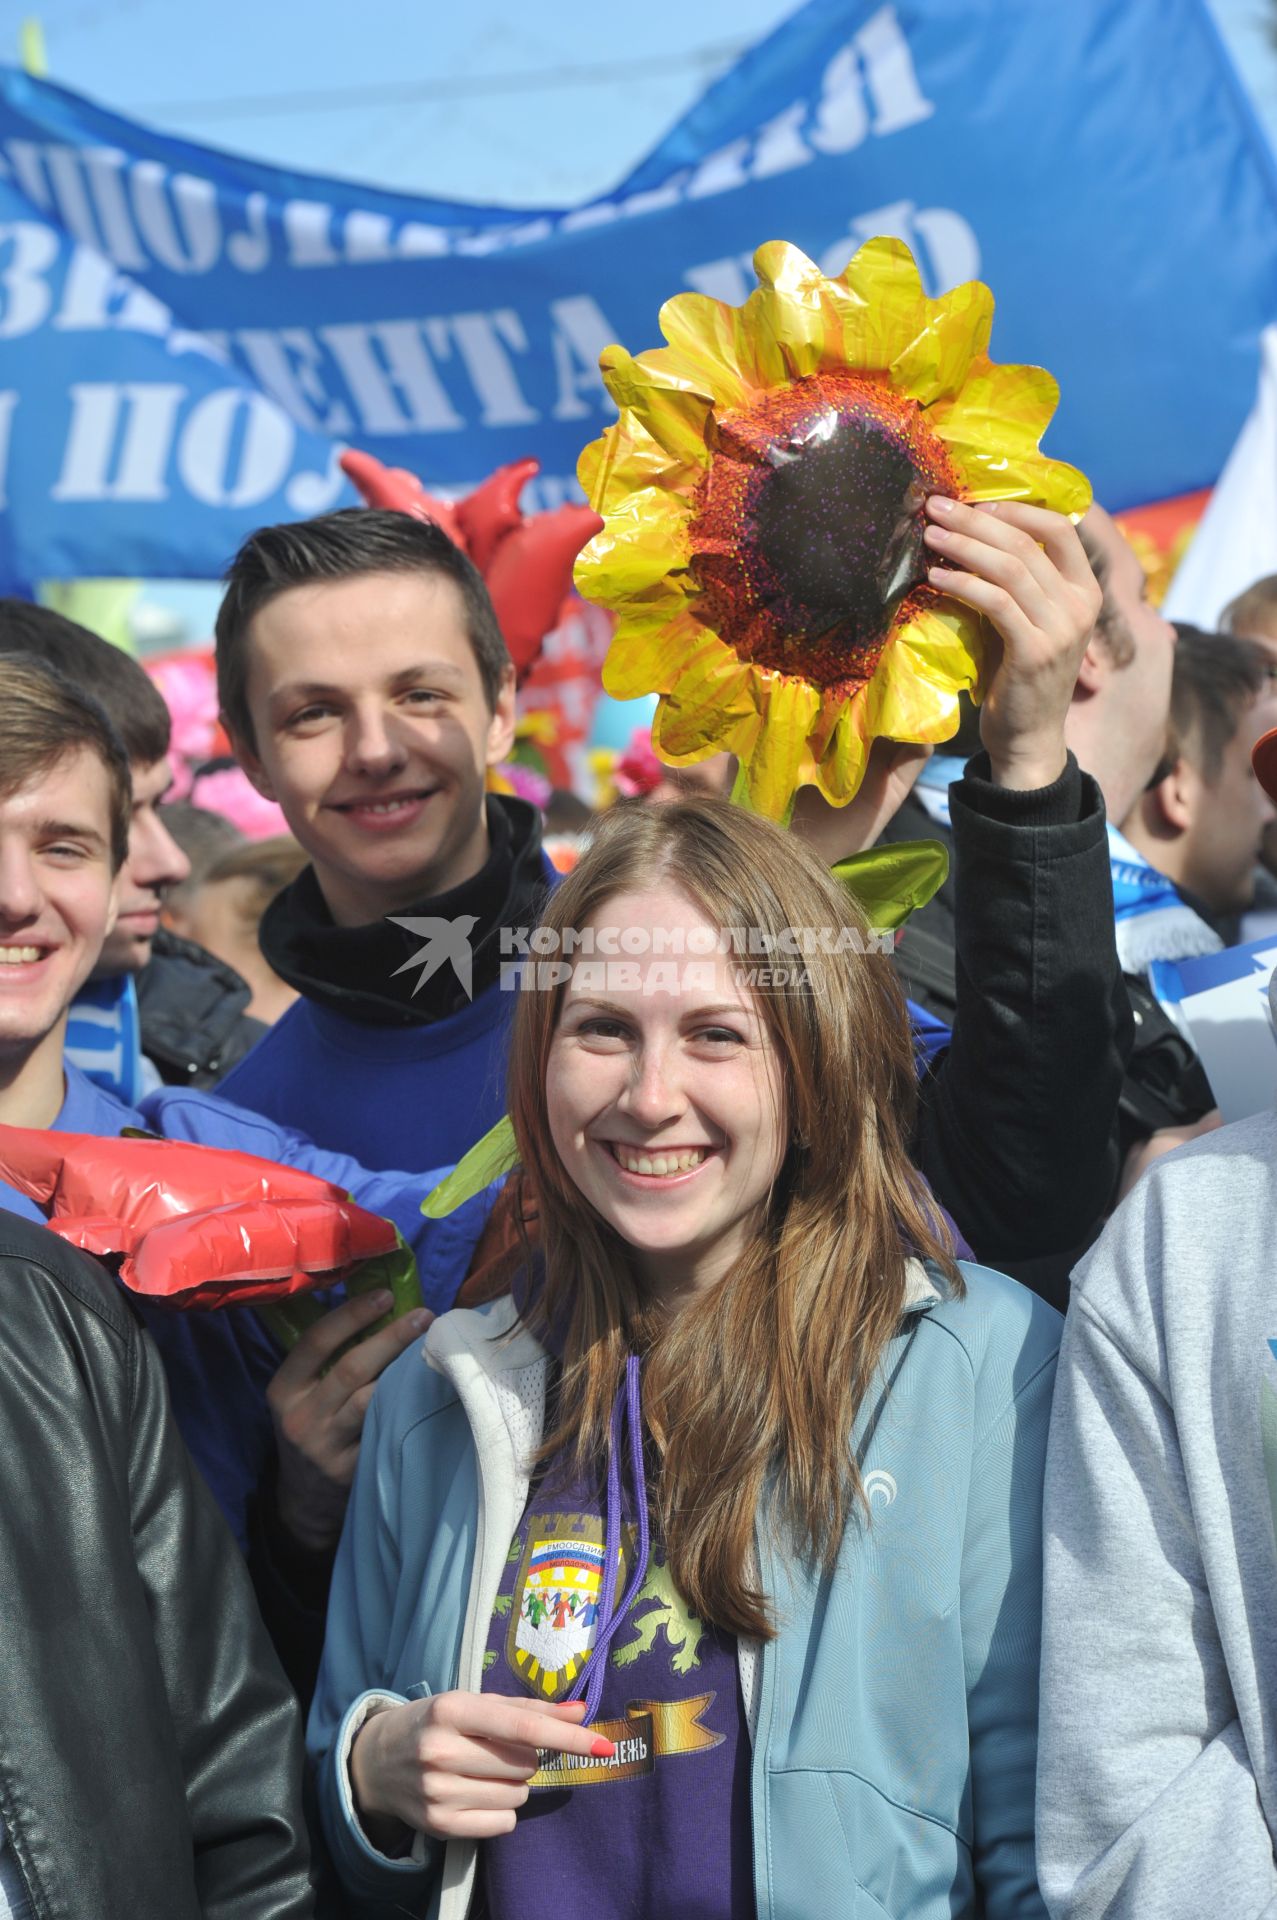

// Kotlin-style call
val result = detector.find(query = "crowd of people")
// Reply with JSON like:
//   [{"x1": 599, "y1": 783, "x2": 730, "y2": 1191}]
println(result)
[{"x1": 3, "y1": 481, "x2": 1277, "y2": 1920}]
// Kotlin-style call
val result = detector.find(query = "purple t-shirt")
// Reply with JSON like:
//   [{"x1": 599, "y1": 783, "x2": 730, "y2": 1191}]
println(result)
[{"x1": 478, "y1": 1447, "x2": 754, "y2": 1918}]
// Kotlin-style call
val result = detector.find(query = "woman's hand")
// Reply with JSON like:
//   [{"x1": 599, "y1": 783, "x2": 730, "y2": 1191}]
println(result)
[
  {"x1": 924, "y1": 496, "x2": 1102, "y2": 792},
  {"x1": 349, "y1": 1691, "x2": 613, "y2": 1846}
]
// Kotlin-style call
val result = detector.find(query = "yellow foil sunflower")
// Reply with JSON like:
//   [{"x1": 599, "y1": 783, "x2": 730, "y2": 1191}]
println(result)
[{"x1": 574, "y1": 237, "x2": 1091, "y2": 819}]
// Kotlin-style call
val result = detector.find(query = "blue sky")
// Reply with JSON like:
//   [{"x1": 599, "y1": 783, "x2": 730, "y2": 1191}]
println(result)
[{"x1": 24, "y1": 0, "x2": 1277, "y2": 209}]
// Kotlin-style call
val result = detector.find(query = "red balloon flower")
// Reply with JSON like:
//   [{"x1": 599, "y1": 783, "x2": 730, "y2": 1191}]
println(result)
[{"x1": 340, "y1": 449, "x2": 602, "y2": 679}]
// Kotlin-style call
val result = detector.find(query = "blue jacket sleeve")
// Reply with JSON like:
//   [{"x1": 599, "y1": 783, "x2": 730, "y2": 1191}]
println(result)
[
  {"x1": 307, "y1": 1380, "x2": 443, "y2": 1917},
  {"x1": 137, "y1": 1085, "x2": 497, "y2": 1314}
]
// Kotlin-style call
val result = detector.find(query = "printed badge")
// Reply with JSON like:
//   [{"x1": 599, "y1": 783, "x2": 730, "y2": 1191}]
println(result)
[{"x1": 503, "y1": 1511, "x2": 724, "y2": 1789}]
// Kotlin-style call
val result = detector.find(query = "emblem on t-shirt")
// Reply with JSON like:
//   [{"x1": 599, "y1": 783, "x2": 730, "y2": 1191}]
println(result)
[
  {"x1": 499, "y1": 1512, "x2": 727, "y2": 1790},
  {"x1": 508, "y1": 1512, "x2": 630, "y2": 1701}
]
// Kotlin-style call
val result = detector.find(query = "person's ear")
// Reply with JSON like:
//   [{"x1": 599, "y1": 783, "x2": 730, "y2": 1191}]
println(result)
[
  {"x1": 485, "y1": 666, "x2": 518, "y2": 769},
  {"x1": 225, "y1": 717, "x2": 278, "y2": 802},
  {"x1": 1151, "y1": 756, "x2": 1196, "y2": 834},
  {"x1": 1073, "y1": 638, "x2": 1109, "y2": 697}
]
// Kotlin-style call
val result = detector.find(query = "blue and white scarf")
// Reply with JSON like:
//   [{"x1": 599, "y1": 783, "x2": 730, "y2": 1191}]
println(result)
[
  {"x1": 918, "y1": 755, "x2": 1222, "y2": 1005},
  {"x1": 1107, "y1": 825, "x2": 1222, "y2": 984},
  {"x1": 911, "y1": 754, "x2": 966, "y2": 831},
  {"x1": 65, "y1": 973, "x2": 151, "y2": 1107}
]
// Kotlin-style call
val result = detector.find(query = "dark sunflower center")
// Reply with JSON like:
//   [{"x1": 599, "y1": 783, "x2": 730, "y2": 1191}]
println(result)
[
  {"x1": 754, "y1": 414, "x2": 927, "y2": 631},
  {"x1": 688, "y1": 371, "x2": 959, "y2": 697}
]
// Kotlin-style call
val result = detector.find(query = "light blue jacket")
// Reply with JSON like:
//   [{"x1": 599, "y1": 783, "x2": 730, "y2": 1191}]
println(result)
[{"x1": 309, "y1": 1260, "x2": 1059, "y2": 1919}]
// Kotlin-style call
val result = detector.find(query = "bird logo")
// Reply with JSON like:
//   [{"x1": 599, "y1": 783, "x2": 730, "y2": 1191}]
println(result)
[{"x1": 388, "y1": 914, "x2": 479, "y2": 1000}]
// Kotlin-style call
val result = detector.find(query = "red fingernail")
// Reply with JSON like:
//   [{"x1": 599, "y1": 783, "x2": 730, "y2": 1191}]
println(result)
[{"x1": 591, "y1": 1737, "x2": 616, "y2": 1758}]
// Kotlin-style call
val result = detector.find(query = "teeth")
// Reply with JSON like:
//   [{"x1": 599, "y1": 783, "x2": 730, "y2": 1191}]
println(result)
[
  {"x1": 614, "y1": 1146, "x2": 707, "y2": 1176},
  {"x1": 0, "y1": 947, "x2": 41, "y2": 964}
]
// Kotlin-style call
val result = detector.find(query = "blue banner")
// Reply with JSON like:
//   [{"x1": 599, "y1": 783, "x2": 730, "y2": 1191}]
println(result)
[{"x1": 1, "y1": 0, "x2": 1276, "y2": 587}]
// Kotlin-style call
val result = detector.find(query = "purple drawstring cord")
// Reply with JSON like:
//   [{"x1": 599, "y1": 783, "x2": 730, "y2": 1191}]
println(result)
[{"x1": 567, "y1": 1353, "x2": 650, "y2": 1725}]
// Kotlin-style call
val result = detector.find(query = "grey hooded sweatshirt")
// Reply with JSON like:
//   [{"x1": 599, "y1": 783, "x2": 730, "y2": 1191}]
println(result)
[{"x1": 1037, "y1": 1109, "x2": 1277, "y2": 1918}]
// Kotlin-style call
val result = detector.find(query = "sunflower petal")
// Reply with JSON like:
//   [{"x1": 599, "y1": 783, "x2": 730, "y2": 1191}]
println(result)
[
  {"x1": 574, "y1": 489, "x2": 693, "y2": 607},
  {"x1": 890, "y1": 278, "x2": 995, "y2": 406},
  {"x1": 602, "y1": 606, "x2": 721, "y2": 699},
  {"x1": 577, "y1": 411, "x2": 707, "y2": 522},
  {"x1": 654, "y1": 678, "x2": 755, "y2": 763},
  {"x1": 740, "y1": 673, "x2": 822, "y2": 820},
  {"x1": 926, "y1": 360, "x2": 1093, "y2": 517},
  {"x1": 749, "y1": 240, "x2": 843, "y2": 382},
  {"x1": 657, "y1": 292, "x2": 768, "y2": 406},
  {"x1": 838, "y1": 619, "x2": 974, "y2": 759},
  {"x1": 653, "y1": 651, "x2": 758, "y2": 754},
  {"x1": 893, "y1": 603, "x2": 985, "y2": 702},
  {"x1": 811, "y1": 695, "x2": 872, "y2": 803},
  {"x1": 598, "y1": 345, "x2": 715, "y2": 471},
  {"x1": 828, "y1": 235, "x2": 934, "y2": 375}
]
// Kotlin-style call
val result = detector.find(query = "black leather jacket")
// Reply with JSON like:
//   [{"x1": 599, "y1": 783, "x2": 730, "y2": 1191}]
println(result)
[{"x1": 0, "y1": 1211, "x2": 315, "y2": 1919}]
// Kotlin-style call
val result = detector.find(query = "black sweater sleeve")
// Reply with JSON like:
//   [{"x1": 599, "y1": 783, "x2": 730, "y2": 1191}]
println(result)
[{"x1": 912, "y1": 750, "x2": 1133, "y2": 1307}]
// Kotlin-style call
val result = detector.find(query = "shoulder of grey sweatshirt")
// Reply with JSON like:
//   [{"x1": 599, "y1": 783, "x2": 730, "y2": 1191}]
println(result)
[{"x1": 1036, "y1": 1108, "x2": 1277, "y2": 1920}]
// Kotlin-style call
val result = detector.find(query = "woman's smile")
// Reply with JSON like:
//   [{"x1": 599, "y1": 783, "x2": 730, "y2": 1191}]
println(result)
[{"x1": 599, "y1": 1140, "x2": 718, "y2": 1182}]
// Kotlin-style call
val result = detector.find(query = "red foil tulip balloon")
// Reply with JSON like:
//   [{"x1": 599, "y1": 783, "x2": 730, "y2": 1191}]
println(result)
[{"x1": 340, "y1": 449, "x2": 602, "y2": 679}]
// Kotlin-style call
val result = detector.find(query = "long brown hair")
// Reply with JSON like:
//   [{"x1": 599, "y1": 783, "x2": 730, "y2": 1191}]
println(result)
[{"x1": 506, "y1": 797, "x2": 958, "y2": 1640}]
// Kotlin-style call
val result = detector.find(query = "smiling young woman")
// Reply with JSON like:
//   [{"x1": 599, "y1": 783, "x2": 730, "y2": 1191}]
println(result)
[{"x1": 310, "y1": 796, "x2": 1061, "y2": 1920}]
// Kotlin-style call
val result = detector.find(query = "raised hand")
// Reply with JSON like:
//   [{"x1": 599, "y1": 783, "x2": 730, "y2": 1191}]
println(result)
[{"x1": 923, "y1": 496, "x2": 1102, "y2": 792}]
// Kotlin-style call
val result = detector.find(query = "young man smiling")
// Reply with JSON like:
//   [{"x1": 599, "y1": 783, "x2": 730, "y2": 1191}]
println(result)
[
  {"x1": 215, "y1": 508, "x2": 550, "y2": 1172},
  {"x1": 0, "y1": 656, "x2": 499, "y2": 1714},
  {"x1": 0, "y1": 600, "x2": 265, "y2": 1098}
]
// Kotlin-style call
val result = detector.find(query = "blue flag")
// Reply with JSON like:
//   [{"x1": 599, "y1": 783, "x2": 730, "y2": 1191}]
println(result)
[{"x1": 1, "y1": 0, "x2": 1276, "y2": 587}]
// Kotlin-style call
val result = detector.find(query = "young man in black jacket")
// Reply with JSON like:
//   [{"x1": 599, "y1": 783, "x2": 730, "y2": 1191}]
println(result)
[
  {"x1": 883, "y1": 502, "x2": 1170, "y2": 1296},
  {"x1": 0, "y1": 1209, "x2": 315, "y2": 1919}
]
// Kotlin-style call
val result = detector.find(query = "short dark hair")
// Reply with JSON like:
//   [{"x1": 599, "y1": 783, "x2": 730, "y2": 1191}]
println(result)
[
  {"x1": 1221, "y1": 574, "x2": 1277, "y2": 639},
  {"x1": 1170, "y1": 624, "x2": 1272, "y2": 782},
  {"x1": 1076, "y1": 520, "x2": 1137, "y2": 669},
  {"x1": 0, "y1": 657, "x2": 131, "y2": 869},
  {"x1": 0, "y1": 601, "x2": 171, "y2": 769},
  {"x1": 215, "y1": 508, "x2": 512, "y2": 749}
]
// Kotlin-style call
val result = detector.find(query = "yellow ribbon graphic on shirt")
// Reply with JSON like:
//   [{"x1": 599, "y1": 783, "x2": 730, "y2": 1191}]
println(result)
[{"x1": 530, "y1": 1693, "x2": 724, "y2": 1790}]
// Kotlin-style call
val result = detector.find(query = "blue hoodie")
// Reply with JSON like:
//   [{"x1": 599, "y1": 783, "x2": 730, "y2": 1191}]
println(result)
[{"x1": 0, "y1": 1064, "x2": 492, "y2": 1547}]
